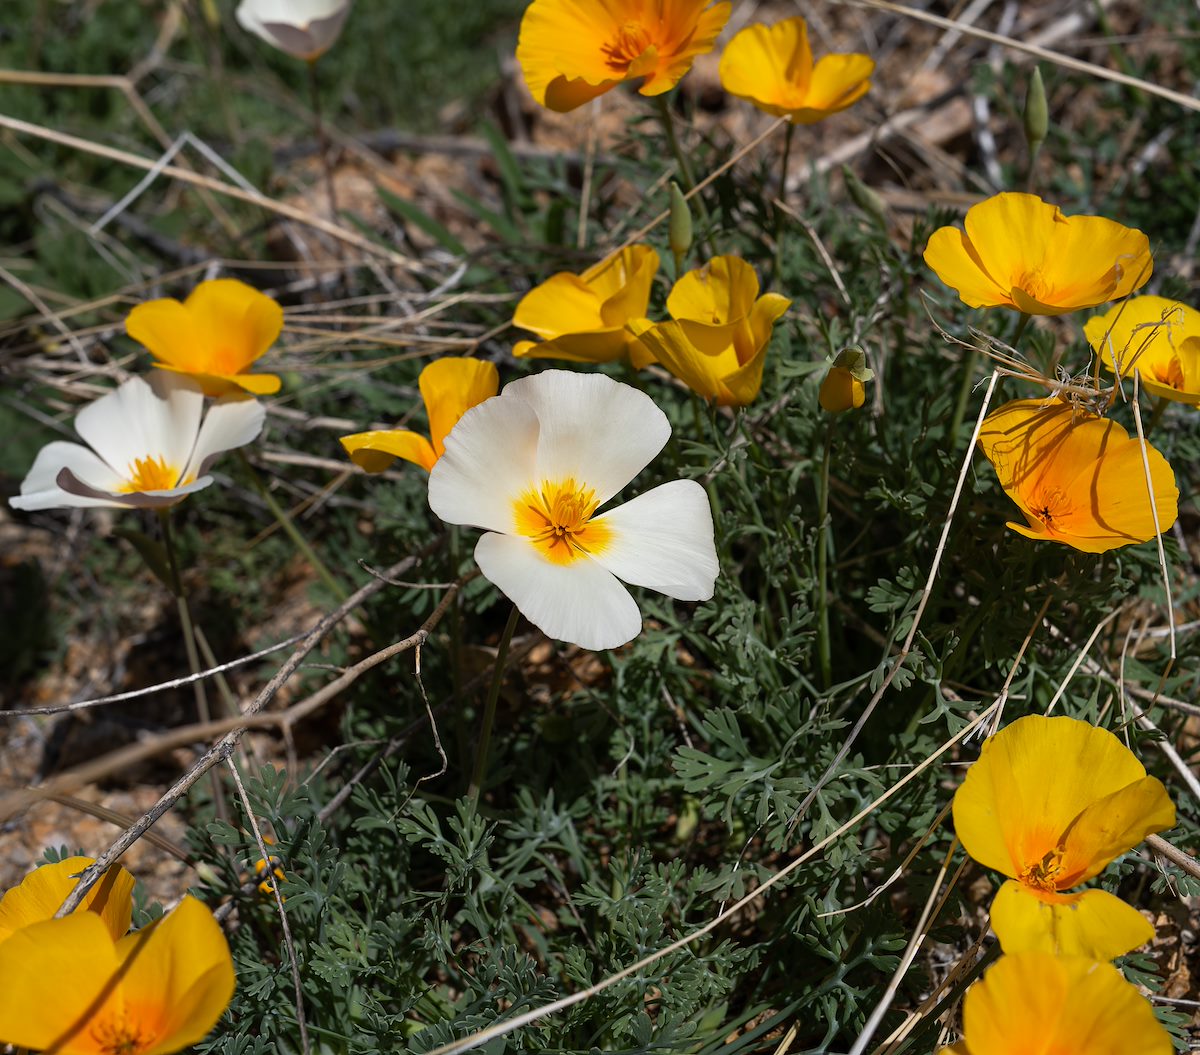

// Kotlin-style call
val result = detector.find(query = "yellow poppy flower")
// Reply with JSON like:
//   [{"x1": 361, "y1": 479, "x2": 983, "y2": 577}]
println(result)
[
  {"x1": 513, "y1": 245, "x2": 660, "y2": 366},
  {"x1": 819, "y1": 348, "x2": 873, "y2": 414},
  {"x1": 340, "y1": 357, "x2": 499, "y2": 473},
  {"x1": 0, "y1": 894, "x2": 234, "y2": 1055},
  {"x1": 924, "y1": 193, "x2": 1152, "y2": 315},
  {"x1": 516, "y1": 0, "x2": 730, "y2": 112},
  {"x1": 0, "y1": 857, "x2": 134, "y2": 945},
  {"x1": 978, "y1": 396, "x2": 1178, "y2": 553},
  {"x1": 719, "y1": 18, "x2": 874, "y2": 124},
  {"x1": 940, "y1": 952, "x2": 1171, "y2": 1055},
  {"x1": 629, "y1": 256, "x2": 791, "y2": 405},
  {"x1": 953, "y1": 715, "x2": 1174, "y2": 959},
  {"x1": 1084, "y1": 295, "x2": 1200, "y2": 406},
  {"x1": 126, "y1": 279, "x2": 284, "y2": 396}
]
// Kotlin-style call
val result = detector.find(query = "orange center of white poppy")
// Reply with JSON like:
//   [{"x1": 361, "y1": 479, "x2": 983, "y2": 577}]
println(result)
[
  {"x1": 602, "y1": 21, "x2": 653, "y2": 71},
  {"x1": 513, "y1": 478, "x2": 613, "y2": 565},
  {"x1": 120, "y1": 455, "x2": 181, "y2": 494}
]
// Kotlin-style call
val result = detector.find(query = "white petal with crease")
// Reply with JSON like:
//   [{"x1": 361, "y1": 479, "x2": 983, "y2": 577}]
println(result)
[
  {"x1": 9, "y1": 442, "x2": 126, "y2": 510},
  {"x1": 182, "y1": 396, "x2": 267, "y2": 481},
  {"x1": 474, "y1": 532, "x2": 642, "y2": 650}
]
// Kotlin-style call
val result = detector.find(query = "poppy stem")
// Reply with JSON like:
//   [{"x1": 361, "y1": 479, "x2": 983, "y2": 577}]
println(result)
[
  {"x1": 773, "y1": 122, "x2": 795, "y2": 284},
  {"x1": 653, "y1": 94, "x2": 717, "y2": 255},
  {"x1": 307, "y1": 58, "x2": 341, "y2": 239},
  {"x1": 468, "y1": 604, "x2": 521, "y2": 807},
  {"x1": 816, "y1": 423, "x2": 834, "y2": 690},
  {"x1": 1147, "y1": 395, "x2": 1169, "y2": 431}
]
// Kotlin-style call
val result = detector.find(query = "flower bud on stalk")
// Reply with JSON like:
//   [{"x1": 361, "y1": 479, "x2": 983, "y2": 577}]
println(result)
[{"x1": 669, "y1": 181, "x2": 694, "y2": 277}]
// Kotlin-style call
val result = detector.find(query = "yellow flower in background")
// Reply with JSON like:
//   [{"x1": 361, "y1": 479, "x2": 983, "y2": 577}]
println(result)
[
  {"x1": 819, "y1": 347, "x2": 873, "y2": 414},
  {"x1": 630, "y1": 256, "x2": 791, "y2": 405},
  {"x1": 0, "y1": 857, "x2": 134, "y2": 945},
  {"x1": 924, "y1": 192, "x2": 1152, "y2": 315},
  {"x1": 953, "y1": 715, "x2": 1174, "y2": 960},
  {"x1": 939, "y1": 951, "x2": 1171, "y2": 1055},
  {"x1": 0, "y1": 895, "x2": 234, "y2": 1055},
  {"x1": 978, "y1": 397, "x2": 1178, "y2": 553},
  {"x1": 340, "y1": 357, "x2": 499, "y2": 473},
  {"x1": 1084, "y1": 295, "x2": 1200, "y2": 406},
  {"x1": 516, "y1": 0, "x2": 730, "y2": 112},
  {"x1": 719, "y1": 18, "x2": 874, "y2": 124},
  {"x1": 513, "y1": 245, "x2": 660, "y2": 366},
  {"x1": 126, "y1": 278, "x2": 284, "y2": 396}
]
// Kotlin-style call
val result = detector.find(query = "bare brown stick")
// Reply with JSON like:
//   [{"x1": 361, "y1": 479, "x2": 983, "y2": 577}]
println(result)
[{"x1": 1146, "y1": 834, "x2": 1200, "y2": 883}]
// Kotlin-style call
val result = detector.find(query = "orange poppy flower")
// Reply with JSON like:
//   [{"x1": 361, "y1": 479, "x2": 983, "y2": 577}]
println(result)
[
  {"x1": 719, "y1": 18, "x2": 874, "y2": 124},
  {"x1": 924, "y1": 193, "x2": 1151, "y2": 315},
  {"x1": 1084, "y1": 295, "x2": 1200, "y2": 406},
  {"x1": 954, "y1": 715, "x2": 1174, "y2": 959},
  {"x1": 978, "y1": 397, "x2": 1178, "y2": 552},
  {"x1": 516, "y1": 0, "x2": 731, "y2": 112},
  {"x1": 0, "y1": 857, "x2": 133, "y2": 945}
]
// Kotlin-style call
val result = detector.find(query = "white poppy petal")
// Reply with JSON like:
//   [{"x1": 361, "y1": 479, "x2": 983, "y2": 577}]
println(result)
[
  {"x1": 74, "y1": 374, "x2": 202, "y2": 482},
  {"x1": 590, "y1": 480, "x2": 718, "y2": 601},
  {"x1": 428, "y1": 394, "x2": 540, "y2": 533},
  {"x1": 236, "y1": 0, "x2": 351, "y2": 58},
  {"x1": 509, "y1": 371, "x2": 671, "y2": 504},
  {"x1": 474, "y1": 532, "x2": 642, "y2": 650},
  {"x1": 9, "y1": 442, "x2": 127, "y2": 510},
  {"x1": 182, "y1": 396, "x2": 266, "y2": 481},
  {"x1": 57, "y1": 469, "x2": 214, "y2": 509}
]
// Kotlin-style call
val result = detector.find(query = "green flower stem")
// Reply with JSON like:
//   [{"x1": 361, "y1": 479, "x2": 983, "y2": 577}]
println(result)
[
  {"x1": 653, "y1": 94, "x2": 716, "y2": 255},
  {"x1": 467, "y1": 604, "x2": 521, "y2": 807},
  {"x1": 238, "y1": 450, "x2": 347, "y2": 601},
  {"x1": 773, "y1": 121, "x2": 795, "y2": 284},
  {"x1": 816, "y1": 423, "x2": 834, "y2": 691},
  {"x1": 1147, "y1": 395, "x2": 1169, "y2": 432}
]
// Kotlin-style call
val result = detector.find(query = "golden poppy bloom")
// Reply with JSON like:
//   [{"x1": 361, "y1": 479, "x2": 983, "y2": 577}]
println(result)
[
  {"x1": 939, "y1": 952, "x2": 1171, "y2": 1055},
  {"x1": 978, "y1": 397, "x2": 1178, "y2": 553},
  {"x1": 126, "y1": 279, "x2": 284, "y2": 396},
  {"x1": 0, "y1": 857, "x2": 133, "y2": 945},
  {"x1": 516, "y1": 0, "x2": 730, "y2": 112},
  {"x1": 719, "y1": 18, "x2": 874, "y2": 124},
  {"x1": 0, "y1": 894, "x2": 234, "y2": 1054},
  {"x1": 953, "y1": 715, "x2": 1174, "y2": 959},
  {"x1": 819, "y1": 348, "x2": 873, "y2": 414},
  {"x1": 924, "y1": 193, "x2": 1152, "y2": 315},
  {"x1": 629, "y1": 255, "x2": 791, "y2": 405},
  {"x1": 1084, "y1": 295, "x2": 1200, "y2": 406},
  {"x1": 341, "y1": 357, "x2": 499, "y2": 473},
  {"x1": 513, "y1": 245, "x2": 660, "y2": 366}
]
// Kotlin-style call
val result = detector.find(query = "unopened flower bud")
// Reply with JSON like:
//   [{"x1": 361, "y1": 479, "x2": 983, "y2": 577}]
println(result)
[
  {"x1": 1024, "y1": 67, "x2": 1048, "y2": 150},
  {"x1": 669, "y1": 181, "x2": 693, "y2": 270},
  {"x1": 819, "y1": 347, "x2": 873, "y2": 414}
]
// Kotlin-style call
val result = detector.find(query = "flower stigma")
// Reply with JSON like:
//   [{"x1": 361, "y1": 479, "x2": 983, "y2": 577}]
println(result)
[
  {"x1": 602, "y1": 22, "x2": 653, "y2": 71},
  {"x1": 1018, "y1": 847, "x2": 1065, "y2": 894},
  {"x1": 514, "y1": 478, "x2": 613, "y2": 564}
]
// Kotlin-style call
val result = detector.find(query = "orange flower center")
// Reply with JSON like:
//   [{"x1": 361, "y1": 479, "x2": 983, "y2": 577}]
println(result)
[
  {"x1": 1015, "y1": 269, "x2": 1053, "y2": 304},
  {"x1": 602, "y1": 21, "x2": 653, "y2": 71},
  {"x1": 89, "y1": 1009, "x2": 157, "y2": 1055},
  {"x1": 119, "y1": 455, "x2": 181, "y2": 494},
  {"x1": 1146, "y1": 353, "x2": 1185, "y2": 390},
  {"x1": 1018, "y1": 847, "x2": 1065, "y2": 893},
  {"x1": 1028, "y1": 485, "x2": 1071, "y2": 533},
  {"x1": 513, "y1": 478, "x2": 613, "y2": 565}
]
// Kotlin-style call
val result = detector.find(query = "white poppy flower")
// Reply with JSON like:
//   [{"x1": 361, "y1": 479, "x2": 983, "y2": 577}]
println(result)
[
  {"x1": 10, "y1": 373, "x2": 265, "y2": 512},
  {"x1": 428, "y1": 371, "x2": 719, "y2": 650},
  {"x1": 235, "y1": 0, "x2": 353, "y2": 62}
]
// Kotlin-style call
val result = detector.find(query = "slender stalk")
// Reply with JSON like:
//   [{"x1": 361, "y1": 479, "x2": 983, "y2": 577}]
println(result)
[
  {"x1": 816, "y1": 424, "x2": 834, "y2": 690},
  {"x1": 307, "y1": 58, "x2": 341, "y2": 230},
  {"x1": 239, "y1": 450, "x2": 347, "y2": 601},
  {"x1": 467, "y1": 604, "x2": 521, "y2": 806},
  {"x1": 948, "y1": 312, "x2": 1029, "y2": 445},
  {"x1": 653, "y1": 94, "x2": 716, "y2": 254},
  {"x1": 773, "y1": 122, "x2": 795, "y2": 283},
  {"x1": 1147, "y1": 395, "x2": 1169, "y2": 432}
]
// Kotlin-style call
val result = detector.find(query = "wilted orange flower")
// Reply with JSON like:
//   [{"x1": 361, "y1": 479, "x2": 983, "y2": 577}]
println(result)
[
  {"x1": 1084, "y1": 295, "x2": 1200, "y2": 406},
  {"x1": 630, "y1": 255, "x2": 791, "y2": 405},
  {"x1": 719, "y1": 18, "x2": 874, "y2": 124},
  {"x1": 0, "y1": 894, "x2": 234, "y2": 1055},
  {"x1": 924, "y1": 193, "x2": 1151, "y2": 315},
  {"x1": 516, "y1": 0, "x2": 730, "y2": 112},
  {"x1": 0, "y1": 857, "x2": 133, "y2": 945},
  {"x1": 978, "y1": 396, "x2": 1178, "y2": 552},
  {"x1": 126, "y1": 278, "x2": 284, "y2": 396},
  {"x1": 513, "y1": 245, "x2": 659, "y2": 366},
  {"x1": 954, "y1": 715, "x2": 1174, "y2": 959},
  {"x1": 340, "y1": 357, "x2": 499, "y2": 473},
  {"x1": 939, "y1": 952, "x2": 1171, "y2": 1055}
]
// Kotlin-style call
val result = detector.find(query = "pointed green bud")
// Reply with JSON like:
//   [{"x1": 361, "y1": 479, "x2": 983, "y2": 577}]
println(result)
[
  {"x1": 833, "y1": 346, "x2": 874, "y2": 382},
  {"x1": 1024, "y1": 67, "x2": 1048, "y2": 150},
  {"x1": 842, "y1": 166, "x2": 887, "y2": 226},
  {"x1": 668, "y1": 181, "x2": 693, "y2": 262}
]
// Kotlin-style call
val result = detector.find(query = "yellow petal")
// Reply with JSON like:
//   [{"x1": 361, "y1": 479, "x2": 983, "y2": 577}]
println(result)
[
  {"x1": 512, "y1": 329, "x2": 636, "y2": 363},
  {"x1": 513, "y1": 273, "x2": 606, "y2": 341},
  {"x1": 668, "y1": 255, "x2": 760, "y2": 328},
  {"x1": 126, "y1": 298, "x2": 208, "y2": 371},
  {"x1": 922, "y1": 225, "x2": 1013, "y2": 310},
  {"x1": 629, "y1": 319, "x2": 728, "y2": 401},
  {"x1": 117, "y1": 895, "x2": 235, "y2": 1055},
  {"x1": 1085, "y1": 296, "x2": 1200, "y2": 405},
  {"x1": 959, "y1": 952, "x2": 1171, "y2": 1055},
  {"x1": 952, "y1": 714, "x2": 1153, "y2": 881},
  {"x1": 990, "y1": 880, "x2": 1153, "y2": 959},
  {"x1": 515, "y1": 0, "x2": 624, "y2": 109},
  {"x1": 1058, "y1": 775, "x2": 1175, "y2": 886},
  {"x1": 590, "y1": 245, "x2": 659, "y2": 327},
  {"x1": 794, "y1": 52, "x2": 874, "y2": 121},
  {"x1": 819, "y1": 365, "x2": 865, "y2": 413},
  {"x1": 637, "y1": 2, "x2": 730, "y2": 98},
  {"x1": 0, "y1": 857, "x2": 133, "y2": 944},
  {"x1": 340, "y1": 430, "x2": 437, "y2": 473},
  {"x1": 420, "y1": 357, "x2": 499, "y2": 455},
  {"x1": 719, "y1": 19, "x2": 813, "y2": 113},
  {"x1": 1040, "y1": 212, "x2": 1152, "y2": 309},
  {"x1": 962, "y1": 193, "x2": 1062, "y2": 309}
]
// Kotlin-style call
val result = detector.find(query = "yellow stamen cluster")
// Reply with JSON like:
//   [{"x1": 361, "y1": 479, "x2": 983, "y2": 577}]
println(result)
[
  {"x1": 513, "y1": 478, "x2": 612, "y2": 564},
  {"x1": 120, "y1": 455, "x2": 180, "y2": 494}
]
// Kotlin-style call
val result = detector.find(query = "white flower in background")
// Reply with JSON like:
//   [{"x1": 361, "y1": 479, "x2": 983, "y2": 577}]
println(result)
[
  {"x1": 10, "y1": 373, "x2": 265, "y2": 511},
  {"x1": 428, "y1": 371, "x2": 719, "y2": 650},
  {"x1": 235, "y1": 0, "x2": 353, "y2": 62}
]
